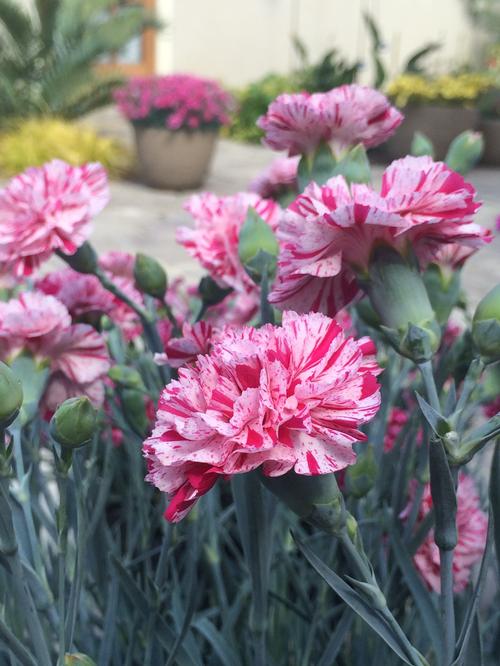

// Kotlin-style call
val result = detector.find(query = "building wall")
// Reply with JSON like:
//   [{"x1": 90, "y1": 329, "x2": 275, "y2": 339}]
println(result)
[{"x1": 155, "y1": 0, "x2": 478, "y2": 86}]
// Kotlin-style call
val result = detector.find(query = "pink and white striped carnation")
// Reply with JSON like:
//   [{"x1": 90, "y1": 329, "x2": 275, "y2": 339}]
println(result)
[
  {"x1": 401, "y1": 474, "x2": 488, "y2": 593},
  {"x1": 257, "y1": 85, "x2": 403, "y2": 156},
  {"x1": 155, "y1": 321, "x2": 214, "y2": 369},
  {"x1": 0, "y1": 160, "x2": 109, "y2": 277},
  {"x1": 143, "y1": 311, "x2": 381, "y2": 521},
  {"x1": 269, "y1": 156, "x2": 489, "y2": 315},
  {"x1": 177, "y1": 191, "x2": 281, "y2": 322},
  {"x1": 249, "y1": 156, "x2": 299, "y2": 200},
  {"x1": 0, "y1": 291, "x2": 110, "y2": 410}
]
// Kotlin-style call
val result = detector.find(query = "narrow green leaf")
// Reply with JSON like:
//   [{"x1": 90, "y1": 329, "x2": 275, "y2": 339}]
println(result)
[
  {"x1": 0, "y1": 614, "x2": 37, "y2": 666},
  {"x1": 411, "y1": 132, "x2": 434, "y2": 158},
  {"x1": 390, "y1": 527, "x2": 444, "y2": 660},
  {"x1": 294, "y1": 535, "x2": 417, "y2": 665},
  {"x1": 192, "y1": 617, "x2": 243, "y2": 666},
  {"x1": 317, "y1": 609, "x2": 353, "y2": 666},
  {"x1": 490, "y1": 441, "x2": 500, "y2": 573}
]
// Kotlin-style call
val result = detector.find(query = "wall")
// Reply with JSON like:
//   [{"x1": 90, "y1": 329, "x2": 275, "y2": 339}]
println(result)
[{"x1": 155, "y1": 0, "x2": 479, "y2": 86}]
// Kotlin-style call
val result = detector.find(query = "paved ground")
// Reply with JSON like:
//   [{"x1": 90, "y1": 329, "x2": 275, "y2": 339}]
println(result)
[{"x1": 86, "y1": 109, "x2": 500, "y2": 307}]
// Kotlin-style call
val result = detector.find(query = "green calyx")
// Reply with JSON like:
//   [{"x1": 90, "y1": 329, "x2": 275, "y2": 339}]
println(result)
[
  {"x1": 0, "y1": 362, "x2": 23, "y2": 427},
  {"x1": 472, "y1": 284, "x2": 500, "y2": 362},
  {"x1": 50, "y1": 397, "x2": 97, "y2": 449},
  {"x1": 134, "y1": 253, "x2": 167, "y2": 300}
]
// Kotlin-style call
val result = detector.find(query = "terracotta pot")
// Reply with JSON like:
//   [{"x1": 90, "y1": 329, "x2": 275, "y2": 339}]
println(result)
[
  {"x1": 134, "y1": 126, "x2": 219, "y2": 190},
  {"x1": 479, "y1": 118, "x2": 500, "y2": 165},
  {"x1": 382, "y1": 106, "x2": 479, "y2": 161}
]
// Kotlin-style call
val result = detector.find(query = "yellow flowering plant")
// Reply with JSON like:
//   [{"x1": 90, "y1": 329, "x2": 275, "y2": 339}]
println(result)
[{"x1": 387, "y1": 73, "x2": 494, "y2": 108}]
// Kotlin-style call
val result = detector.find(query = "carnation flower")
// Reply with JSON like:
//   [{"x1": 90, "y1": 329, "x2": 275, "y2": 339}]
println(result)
[
  {"x1": 401, "y1": 474, "x2": 488, "y2": 593},
  {"x1": 177, "y1": 192, "x2": 281, "y2": 322},
  {"x1": 0, "y1": 291, "x2": 110, "y2": 411},
  {"x1": 155, "y1": 321, "x2": 214, "y2": 368},
  {"x1": 249, "y1": 156, "x2": 299, "y2": 199},
  {"x1": 0, "y1": 160, "x2": 109, "y2": 277},
  {"x1": 36, "y1": 269, "x2": 113, "y2": 319},
  {"x1": 270, "y1": 156, "x2": 489, "y2": 315},
  {"x1": 257, "y1": 85, "x2": 403, "y2": 156},
  {"x1": 143, "y1": 311, "x2": 381, "y2": 521}
]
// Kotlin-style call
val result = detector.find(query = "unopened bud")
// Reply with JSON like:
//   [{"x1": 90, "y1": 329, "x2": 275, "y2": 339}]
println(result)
[
  {"x1": 472, "y1": 284, "x2": 500, "y2": 363},
  {"x1": 134, "y1": 253, "x2": 167, "y2": 300},
  {"x1": 0, "y1": 362, "x2": 23, "y2": 427},
  {"x1": 50, "y1": 397, "x2": 97, "y2": 449},
  {"x1": 64, "y1": 654, "x2": 97, "y2": 666},
  {"x1": 108, "y1": 365, "x2": 145, "y2": 390},
  {"x1": 423, "y1": 263, "x2": 461, "y2": 325},
  {"x1": 198, "y1": 276, "x2": 232, "y2": 307},
  {"x1": 260, "y1": 470, "x2": 346, "y2": 535},
  {"x1": 365, "y1": 246, "x2": 441, "y2": 362},
  {"x1": 345, "y1": 446, "x2": 377, "y2": 498},
  {"x1": 60, "y1": 242, "x2": 98, "y2": 274},
  {"x1": 445, "y1": 130, "x2": 484, "y2": 175}
]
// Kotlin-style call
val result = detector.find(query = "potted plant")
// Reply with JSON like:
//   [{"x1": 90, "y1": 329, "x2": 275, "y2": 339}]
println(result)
[
  {"x1": 383, "y1": 72, "x2": 492, "y2": 159},
  {"x1": 478, "y1": 87, "x2": 500, "y2": 165},
  {"x1": 114, "y1": 74, "x2": 233, "y2": 189}
]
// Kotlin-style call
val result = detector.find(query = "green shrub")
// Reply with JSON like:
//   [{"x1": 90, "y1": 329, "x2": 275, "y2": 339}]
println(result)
[{"x1": 0, "y1": 118, "x2": 130, "y2": 177}]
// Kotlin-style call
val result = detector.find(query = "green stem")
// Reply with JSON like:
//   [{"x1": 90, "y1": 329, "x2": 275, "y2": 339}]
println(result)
[
  {"x1": 440, "y1": 550, "x2": 456, "y2": 666},
  {"x1": 419, "y1": 360, "x2": 441, "y2": 412},
  {"x1": 339, "y1": 530, "x2": 426, "y2": 666},
  {"x1": 57, "y1": 467, "x2": 69, "y2": 665}
]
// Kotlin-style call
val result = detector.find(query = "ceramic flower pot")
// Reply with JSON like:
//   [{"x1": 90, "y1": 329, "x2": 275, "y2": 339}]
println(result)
[
  {"x1": 479, "y1": 118, "x2": 500, "y2": 165},
  {"x1": 382, "y1": 105, "x2": 479, "y2": 161},
  {"x1": 134, "y1": 126, "x2": 219, "y2": 190}
]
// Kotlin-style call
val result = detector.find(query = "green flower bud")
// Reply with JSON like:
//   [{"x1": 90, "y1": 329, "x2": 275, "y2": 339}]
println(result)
[
  {"x1": 472, "y1": 284, "x2": 500, "y2": 363},
  {"x1": 134, "y1": 253, "x2": 167, "y2": 300},
  {"x1": 64, "y1": 654, "x2": 97, "y2": 666},
  {"x1": 423, "y1": 263, "x2": 461, "y2": 325},
  {"x1": 60, "y1": 242, "x2": 98, "y2": 274},
  {"x1": 50, "y1": 397, "x2": 97, "y2": 449},
  {"x1": 108, "y1": 365, "x2": 145, "y2": 390},
  {"x1": 198, "y1": 276, "x2": 232, "y2": 307},
  {"x1": 120, "y1": 388, "x2": 150, "y2": 438},
  {"x1": 364, "y1": 246, "x2": 441, "y2": 362},
  {"x1": 355, "y1": 298, "x2": 381, "y2": 329},
  {"x1": 411, "y1": 131, "x2": 434, "y2": 158},
  {"x1": 345, "y1": 445, "x2": 377, "y2": 498},
  {"x1": 260, "y1": 470, "x2": 346, "y2": 535},
  {"x1": 238, "y1": 208, "x2": 279, "y2": 284},
  {"x1": 445, "y1": 130, "x2": 484, "y2": 175},
  {"x1": 0, "y1": 362, "x2": 23, "y2": 427}
]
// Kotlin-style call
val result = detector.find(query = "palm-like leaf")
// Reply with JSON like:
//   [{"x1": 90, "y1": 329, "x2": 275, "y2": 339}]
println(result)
[{"x1": 0, "y1": 0, "x2": 159, "y2": 124}]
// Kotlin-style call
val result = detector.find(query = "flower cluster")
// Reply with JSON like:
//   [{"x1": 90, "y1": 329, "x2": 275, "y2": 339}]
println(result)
[
  {"x1": 402, "y1": 474, "x2": 488, "y2": 592},
  {"x1": 0, "y1": 160, "x2": 109, "y2": 277},
  {"x1": 257, "y1": 84, "x2": 403, "y2": 156},
  {"x1": 114, "y1": 74, "x2": 233, "y2": 131},
  {"x1": 270, "y1": 156, "x2": 490, "y2": 316},
  {"x1": 387, "y1": 73, "x2": 493, "y2": 108},
  {"x1": 143, "y1": 311, "x2": 381, "y2": 521},
  {"x1": 0, "y1": 291, "x2": 110, "y2": 415}
]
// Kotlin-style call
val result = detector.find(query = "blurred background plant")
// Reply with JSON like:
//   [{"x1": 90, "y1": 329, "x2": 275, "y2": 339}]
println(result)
[
  {"x1": 0, "y1": 118, "x2": 130, "y2": 177},
  {"x1": 387, "y1": 72, "x2": 494, "y2": 108},
  {"x1": 0, "y1": 0, "x2": 158, "y2": 123}
]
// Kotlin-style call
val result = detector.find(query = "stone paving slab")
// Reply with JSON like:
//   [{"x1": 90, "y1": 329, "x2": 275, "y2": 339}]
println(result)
[{"x1": 91, "y1": 137, "x2": 500, "y2": 307}]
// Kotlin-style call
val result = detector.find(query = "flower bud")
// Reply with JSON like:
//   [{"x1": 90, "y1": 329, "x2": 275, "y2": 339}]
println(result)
[
  {"x1": 238, "y1": 208, "x2": 279, "y2": 284},
  {"x1": 472, "y1": 284, "x2": 500, "y2": 363},
  {"x1": 198, "y1": 276, "x2": 232, "y2": 307},
  {"x1": 50, "y1": 397, "x2": 97, "y2": 449},
  {"x1": 134, "y1": 253, "x2": 167, "y2": 300},
  {"x1": 260, "y1": 470, "x2": 346, "y2": 535},
  {"x1": 423, "y1": 263, "x2": 461, "y2": 325},
  {"x1": 0, "y1": 362, "x2": 23, "y2": 427},
  {"x1": 411, "y1": 131, "x2": 434, "y2": 158},
  {"x1": 445, "y1": 130, "x2": 484, "y2": 175},
  {"x1": 344, "y1": 445, "x2": 377, "y2": 498},
  {"x1": 364, "y1": 246, "x2": 441, "y2": 362},
  {"x1": 60, "y1": 241, "x2": 98, "y2": 274},
  {"x1": 64, "y1": 654, "x2": 96, "y2": 666},
  {"x1": 108, "y1": 365, "x2": 145, "y2": 390}
]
